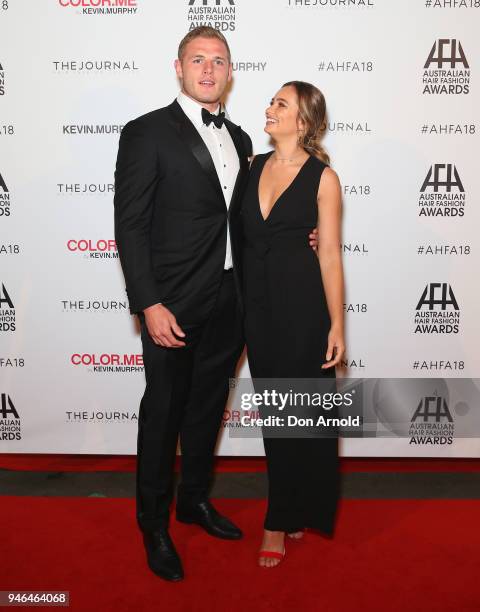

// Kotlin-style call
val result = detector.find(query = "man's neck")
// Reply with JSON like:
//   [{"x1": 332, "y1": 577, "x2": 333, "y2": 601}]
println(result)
[{"x1": 181, "y1": 90, "x2": 220, "y2": 114}]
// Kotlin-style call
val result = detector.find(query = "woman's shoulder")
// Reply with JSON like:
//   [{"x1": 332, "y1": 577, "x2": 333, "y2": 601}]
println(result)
[
  {"x1": 317, "y1": 165, "x2": 341, "y2": 197},
  {"x1": 248, "y1": 150, "x2": 273, "y2": 168},
  {"x1": 320, "y1": 165, "x2": 338, "y2": 181},
  {"x1": 309, "y1": 155, "x2": 335, "y2": 186},
  {"x1": 309, "y1": 154, "x2": 329, "y2": 170}
]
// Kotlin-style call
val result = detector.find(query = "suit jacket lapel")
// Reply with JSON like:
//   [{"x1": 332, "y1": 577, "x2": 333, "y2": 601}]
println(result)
[
  {"x1": 224, "y1": 117, "x2": 249, "y2": 217},
  {"x1": 168, "y1": 100, "x2": 224, "y2": 203}
]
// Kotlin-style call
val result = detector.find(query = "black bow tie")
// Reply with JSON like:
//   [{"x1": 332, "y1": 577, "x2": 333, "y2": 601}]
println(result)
[{"x1": 202, "y1": 107, "x2": 225, "y2": 129}]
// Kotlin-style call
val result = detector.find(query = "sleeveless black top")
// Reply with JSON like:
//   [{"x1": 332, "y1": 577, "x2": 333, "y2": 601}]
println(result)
[{"x1": 240, "y1": 150, "x2": 333, "y2": 380}]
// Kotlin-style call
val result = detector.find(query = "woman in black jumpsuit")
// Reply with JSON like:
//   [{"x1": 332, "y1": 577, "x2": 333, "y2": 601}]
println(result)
[{"x1": 241, "y1": 81, "x2": 345, "y2": 567}]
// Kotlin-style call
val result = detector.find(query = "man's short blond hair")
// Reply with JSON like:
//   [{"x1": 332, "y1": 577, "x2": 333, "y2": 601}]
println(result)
[{"x1": 177, "y1": 26, "x2": 231, "y2": 63}]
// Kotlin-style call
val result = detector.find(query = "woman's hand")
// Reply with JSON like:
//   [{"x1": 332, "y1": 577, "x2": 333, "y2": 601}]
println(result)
[{"x1": 321, "y1": 326, "x2": 345, "y2": 368}]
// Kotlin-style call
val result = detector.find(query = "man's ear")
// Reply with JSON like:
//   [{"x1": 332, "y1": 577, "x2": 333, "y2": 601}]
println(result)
[
  {"x1": 174, "y1": 58, "x2": 183, "y2": 80},
  {"x1": 227, "y1": 62, "x2": 233, "y2": 82}
]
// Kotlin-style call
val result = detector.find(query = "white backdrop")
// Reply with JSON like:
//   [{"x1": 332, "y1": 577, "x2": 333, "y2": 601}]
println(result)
[{"x1": 1, "y1": 0, "x2": 479, "y2": 456}]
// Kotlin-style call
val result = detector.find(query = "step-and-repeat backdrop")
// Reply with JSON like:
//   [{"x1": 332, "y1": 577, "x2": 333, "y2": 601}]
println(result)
[{"x1": 1, "y1": 0, "x2": 479, "y2": 456}]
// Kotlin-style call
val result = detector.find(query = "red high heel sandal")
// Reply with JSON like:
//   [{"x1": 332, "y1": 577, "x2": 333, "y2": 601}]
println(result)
[{"x1": 258, "y1": 548, "x2": 286, "y2": 566}]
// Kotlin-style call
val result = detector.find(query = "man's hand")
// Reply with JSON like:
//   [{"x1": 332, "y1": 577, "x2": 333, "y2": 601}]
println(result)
[
  {"x1": 143, "y1": 303, "x2": 186, "y2": 347},
  {"x1": 309, "y1": 227, "x2": 319, "y2": 251}
]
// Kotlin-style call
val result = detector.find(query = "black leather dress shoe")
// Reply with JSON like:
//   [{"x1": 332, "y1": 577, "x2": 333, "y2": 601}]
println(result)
[
  {"x1": 176, "y1": 500, "x2": 243, "y2": 540},
  {"x1": 142, "y1": 528, "x2": 184, "y2": 581}
]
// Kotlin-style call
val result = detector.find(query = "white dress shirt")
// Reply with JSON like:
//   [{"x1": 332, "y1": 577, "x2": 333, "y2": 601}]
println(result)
[{"x1": 177, "y1": 90, "x2": 240, "y2": 270}]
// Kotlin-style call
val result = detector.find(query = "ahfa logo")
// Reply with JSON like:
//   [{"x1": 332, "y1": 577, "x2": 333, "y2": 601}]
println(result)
[
  {"x1": 423, "y1": 40, "x2": 470, "y2": 95},
  {"x1": 420, "y1": 164, "x2": 464, "y2": 193},
  {"x1": 0, "y1": 283, "x2": 14, "y2": 309},
  {"x1": 0, "y1": 171, "x2": 10, "y2": 217},
  {"x1": 416, "y1": 284, "x2": 459, "y2": 311},
  {"x1": 0, "y1": 393, "x2": 19, "y2": 419},
  {"x1": 0, "y1": 283, "x2": 15, "y2": 332},
  {"x1": 418, "y1": 164, "x2": 466, "y2": 217},
  {"x1": 412, "y1": 395, "x2": 453, "y2": 423},
  {"x1": 424, "y1": 39, "x2": 469, "y2": 69},
  {"x1": 414, "y1": 284, "x2": 460, "y2": 334},
  {"x1": 409, "y1": 394, "x2": 454, "y2": 445},
  {"x1": 187, "y1": 0, "x2": 236, "y2": 32}
]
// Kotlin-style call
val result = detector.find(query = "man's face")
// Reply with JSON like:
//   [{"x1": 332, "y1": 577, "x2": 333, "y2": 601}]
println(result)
[{"x1": 175, "y1": 36, "x2": 232, "y2": 109}]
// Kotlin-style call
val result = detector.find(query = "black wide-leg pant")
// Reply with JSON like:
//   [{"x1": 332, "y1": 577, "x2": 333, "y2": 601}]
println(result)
[
  {"x1": 262, "y1": 435, "x2": 340, "y2": 535},
  {"x1": 135, "y1": 271, "x2": 244, "y2": 533}
]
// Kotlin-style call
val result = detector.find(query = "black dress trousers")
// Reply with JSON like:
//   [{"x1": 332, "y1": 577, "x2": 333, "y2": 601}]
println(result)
[{"x1": 136, "y1": 270, "x2": 244, "y2": 533}]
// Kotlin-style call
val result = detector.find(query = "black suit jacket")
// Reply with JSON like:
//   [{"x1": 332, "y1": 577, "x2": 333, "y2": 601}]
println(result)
[{"x1": 114, "y1": 100, "x2": 252, "y2": 323}]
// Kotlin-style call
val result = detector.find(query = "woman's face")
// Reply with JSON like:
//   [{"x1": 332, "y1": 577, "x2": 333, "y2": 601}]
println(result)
[{"x1": 264, "y1": 85, "x2": 303, "y2": 139}]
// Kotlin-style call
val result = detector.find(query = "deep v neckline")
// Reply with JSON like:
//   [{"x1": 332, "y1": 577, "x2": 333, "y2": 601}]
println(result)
[{"x1": 257, "y1": 151, "x2": 312, "y2": 222}]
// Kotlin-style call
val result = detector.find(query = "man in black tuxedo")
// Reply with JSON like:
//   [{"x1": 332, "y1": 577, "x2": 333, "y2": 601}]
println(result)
[{"x1": 114, "y1": 27, "x2": 251, "y2": 582}]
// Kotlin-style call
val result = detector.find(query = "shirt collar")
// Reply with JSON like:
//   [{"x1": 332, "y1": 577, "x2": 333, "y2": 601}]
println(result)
[{"x1": 177, "y1": 91, "x2": 221, "y2": 129}]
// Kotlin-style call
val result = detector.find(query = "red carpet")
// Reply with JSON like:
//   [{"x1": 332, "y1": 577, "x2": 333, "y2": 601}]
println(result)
[
  {"x1": 2, "y1": 453, "x2": 480, "y2": 472},
  {"x1": 2, "y1": 496, "x2": 479, "y2": 612}
]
